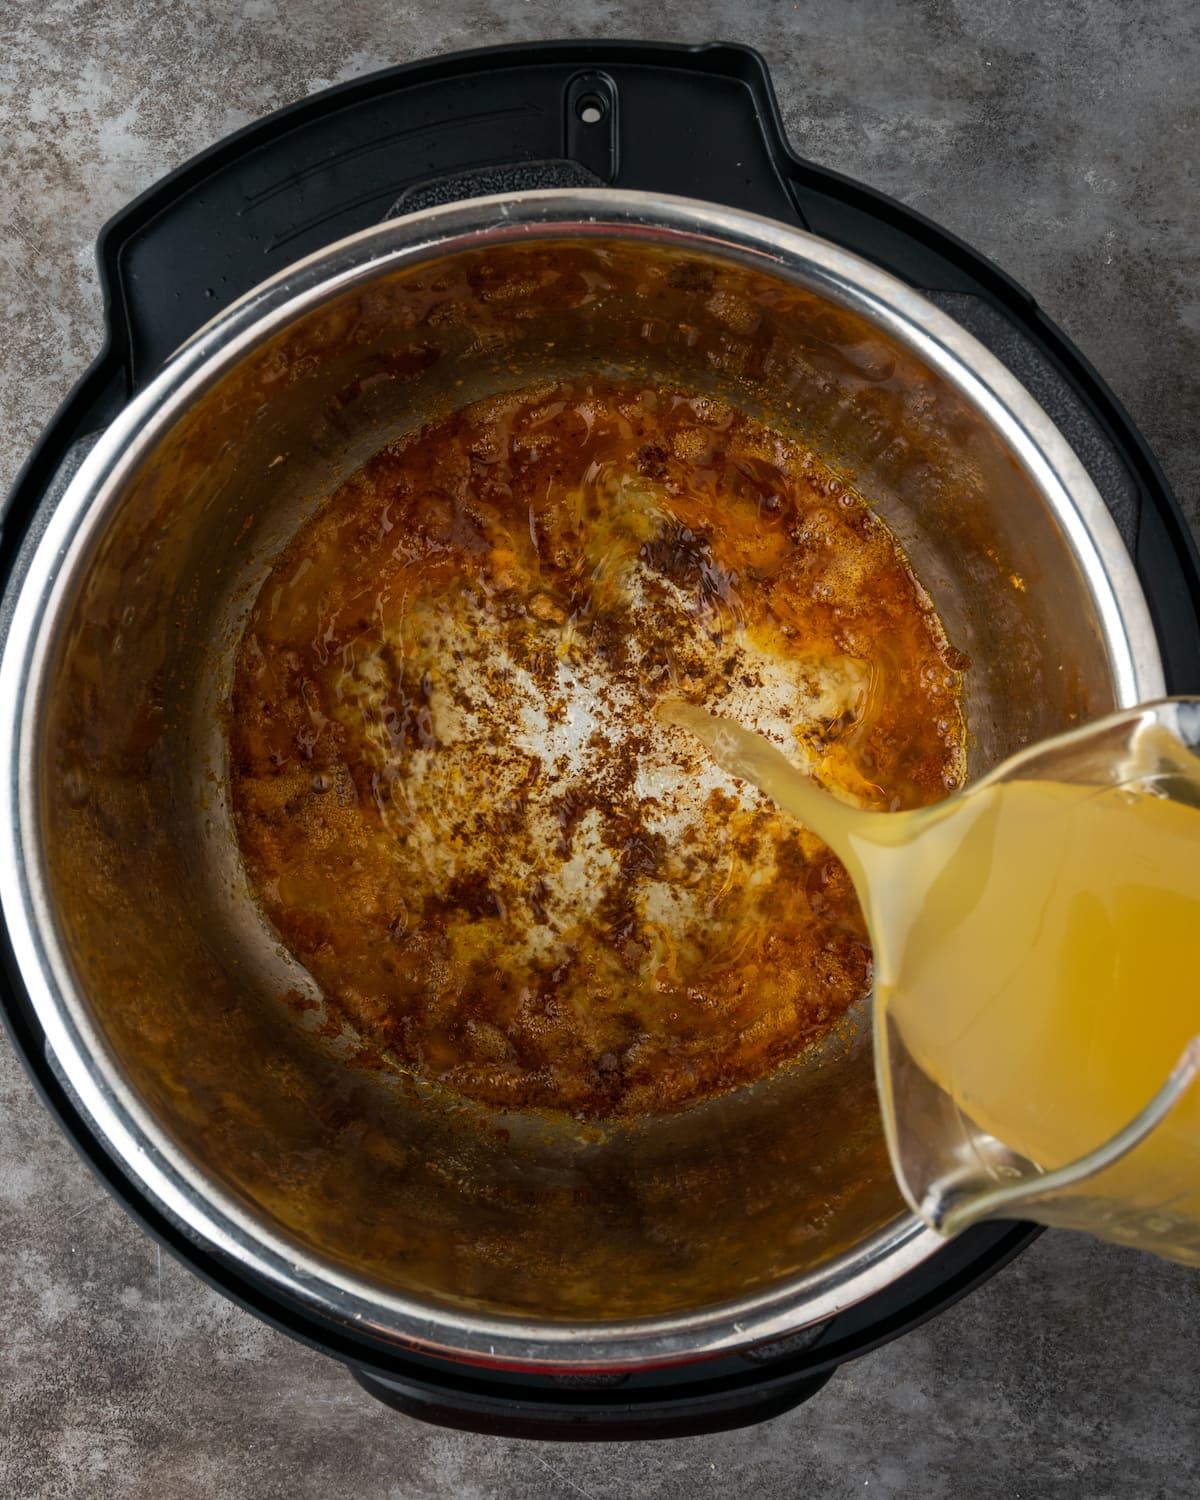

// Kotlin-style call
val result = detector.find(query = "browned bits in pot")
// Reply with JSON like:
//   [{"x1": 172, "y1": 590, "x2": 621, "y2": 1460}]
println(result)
[{"x1": 229, "y1": 378, "x2": 968, "y2": 1119}]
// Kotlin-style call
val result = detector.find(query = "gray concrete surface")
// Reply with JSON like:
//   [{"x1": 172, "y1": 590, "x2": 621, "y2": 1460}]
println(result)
[{"x1": 1, "y1": 1, "x2": 1198, "y2": 1495}]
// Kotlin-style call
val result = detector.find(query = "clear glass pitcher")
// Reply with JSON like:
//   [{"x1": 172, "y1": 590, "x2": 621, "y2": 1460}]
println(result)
[{"x1": 873, "y1": 699, "x2": 1200, "y2": 1266}]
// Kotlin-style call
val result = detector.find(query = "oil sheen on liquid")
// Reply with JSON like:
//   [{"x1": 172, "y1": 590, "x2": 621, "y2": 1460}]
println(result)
[{"x1": 229, "y1": 377, "x2": 968, "y2": 1119}]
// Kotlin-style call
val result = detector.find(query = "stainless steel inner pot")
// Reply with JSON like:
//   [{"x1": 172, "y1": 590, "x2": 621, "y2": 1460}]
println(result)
[{"x1": 0, "y1": 191, "x2": 1163, "y2": 1370}]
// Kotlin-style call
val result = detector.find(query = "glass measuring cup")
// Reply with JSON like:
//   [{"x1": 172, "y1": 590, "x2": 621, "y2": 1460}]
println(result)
[
  {"x1": 875, "y1": 698, "x2": 1200, "y2": 1266},
  {"x1": 661, "y1": 698, "x2": 1200, "y2": 1267}
]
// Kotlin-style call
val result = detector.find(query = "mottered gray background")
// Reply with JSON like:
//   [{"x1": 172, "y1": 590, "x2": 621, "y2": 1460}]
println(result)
[{"x1": 1, "y1": 2, "x2": 1198, "y2": 1495}]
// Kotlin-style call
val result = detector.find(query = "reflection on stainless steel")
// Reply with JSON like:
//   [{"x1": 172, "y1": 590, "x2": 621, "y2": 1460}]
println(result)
[{"x1": 0, "y1": 190, "x2": 1163, "y2": 1370}]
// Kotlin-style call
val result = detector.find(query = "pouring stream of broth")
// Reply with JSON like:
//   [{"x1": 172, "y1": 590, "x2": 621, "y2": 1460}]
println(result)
[{"x1": 659, "y1": 698, "x2": 1200, "y2": 1262}]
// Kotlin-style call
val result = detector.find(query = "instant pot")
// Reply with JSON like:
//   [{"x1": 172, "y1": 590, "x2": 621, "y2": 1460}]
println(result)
[{"x1": 2, "y1": 42, "x2": 1198, "y2": 1439}]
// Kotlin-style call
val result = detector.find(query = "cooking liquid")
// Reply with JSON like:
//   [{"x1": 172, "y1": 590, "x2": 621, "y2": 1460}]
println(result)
[
  {"x1": 663, "y1": 702, "x2": 1200, "y2": 1240},
  {"x1": 229, "y1": 378, "x2": 969, "y2": 1118}
]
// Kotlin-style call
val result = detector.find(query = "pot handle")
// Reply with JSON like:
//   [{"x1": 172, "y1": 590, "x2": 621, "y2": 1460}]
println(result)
[{"x1": 347, "y1": 1361, "x2": 835, "y2": 1440}]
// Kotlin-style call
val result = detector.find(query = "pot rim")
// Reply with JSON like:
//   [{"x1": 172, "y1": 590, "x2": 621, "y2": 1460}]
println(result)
[{"x1": 0, "y1": 188, "x2": 1164, "y2": 1371}]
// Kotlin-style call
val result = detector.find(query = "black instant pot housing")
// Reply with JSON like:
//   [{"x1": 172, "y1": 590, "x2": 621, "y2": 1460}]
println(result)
[{"x1": 3, "y1": 42, "x2": 1198, "y2": 1440}]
